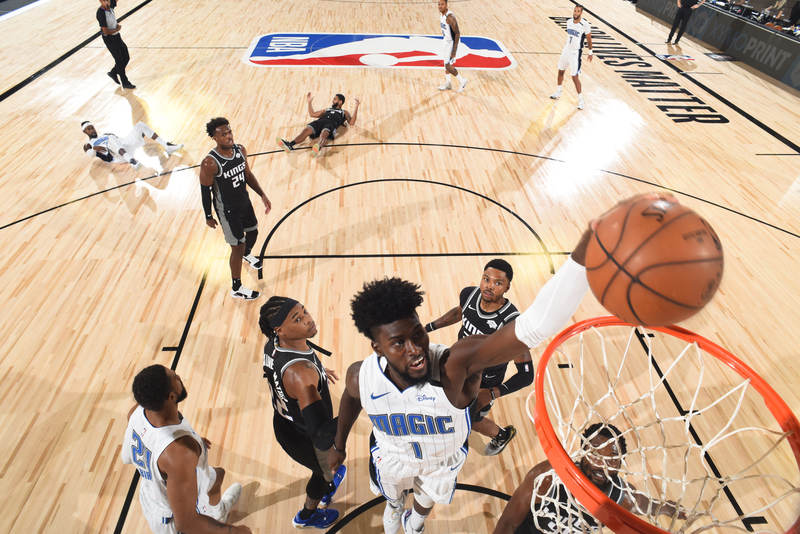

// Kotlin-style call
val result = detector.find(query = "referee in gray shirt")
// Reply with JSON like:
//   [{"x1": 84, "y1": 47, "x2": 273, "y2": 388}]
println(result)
[{"x1": 97, "y1": 0, "x2": 135, "y2": 89}]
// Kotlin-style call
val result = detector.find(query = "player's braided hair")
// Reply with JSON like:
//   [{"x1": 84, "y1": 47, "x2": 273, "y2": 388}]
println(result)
[
  {"x1": 582, "y1": 422, "x2": 627, "y2": 455},
  {"x1": 205, "y1": 117, "x2": 229, "y2": 138},
  {"x1": 351, "y1": 277, "x2": 424, "y2": 340},
  {"x1": 132, "y1": 364, "x2": 172, "y2": 411},
  {"x1": 259, "y1": 296, "x2": 293, "y2": 338}
]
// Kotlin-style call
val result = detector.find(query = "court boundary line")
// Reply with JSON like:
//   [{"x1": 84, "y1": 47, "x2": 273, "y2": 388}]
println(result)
[
  {"x1": 323, "y1": 483, "x2": 511, "y2": 534},
  {"x1": 568, "y1": 0, "x2": 800, "y2": 154},
  {"x1": 0, "y1": 0, "x2": 154, "y2": 102},
  {"x1": 255, "y1": 177, "x2": 557, "y2": 276},
  {"x1": 113, "y1": 270, "x2": 208, "y2": 534},
  {"x1": 2, "y1": 142, "x2": 798, "y2": 240}
]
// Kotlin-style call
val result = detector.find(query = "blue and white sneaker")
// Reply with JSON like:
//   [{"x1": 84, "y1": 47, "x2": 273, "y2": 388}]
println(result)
[
  {"x1": 320, "y1": 465, "x2": 347, "y2": 508},
  {"x1": 401, "y1": 509, "x2": 425, "y2": 533},
  {"x1": 292, "y1": 508, "x2": 339, "y2": 529}
]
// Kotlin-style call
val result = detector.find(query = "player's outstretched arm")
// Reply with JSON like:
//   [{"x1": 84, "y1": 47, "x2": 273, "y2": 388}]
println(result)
[
  {"x1": 307, "y1": 92, "x2": 324, "y2": 118},
  {"x1": 329, "y1": 361, "x2": 363, "y2": 473},
  {"x1": 493, "y1": 461, "x2": 553, "y2": 534},
  {"x1": 162, "y1": 438, "x2": 251, "y2": 534},
  {"x1": 347, "y1": 98, "x2": 360, "y2": 127},
  {"x1": 425, "y1": 305, "x2": 461, "y2": 333},
  {"x1": 448, "y1": 228, "x2": 592, "y2": 377}
]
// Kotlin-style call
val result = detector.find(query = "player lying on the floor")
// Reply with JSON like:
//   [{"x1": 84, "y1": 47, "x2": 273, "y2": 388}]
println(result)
[
  {"x1": 82, "y1": 120, "x2": 182, "y2": 169},
  {"x1": 493, "y1": 423, "x2": 686, "y2": 534},
  {"x1": 277, "y1": 92, "x2": 359, "y2": 157}
]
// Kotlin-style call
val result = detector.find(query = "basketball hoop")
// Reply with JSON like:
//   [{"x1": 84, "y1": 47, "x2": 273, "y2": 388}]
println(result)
[{"x1": 532, "y1": 316, "x2": 800, "y2": 534}]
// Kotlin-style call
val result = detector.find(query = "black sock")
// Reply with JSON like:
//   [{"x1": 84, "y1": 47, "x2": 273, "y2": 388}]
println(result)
[
  {"x1": 244, "y1": 230, "x2": 258, "y2": 256},
  {"x1": 232, "y1": 278, "x2": 241, "y2": 291},
  {"x1": 299, "y1": 507, "x2": 315, "y2": 519}
]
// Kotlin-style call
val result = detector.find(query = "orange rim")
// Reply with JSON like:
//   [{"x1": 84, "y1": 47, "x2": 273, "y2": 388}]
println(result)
[{"x1": 533, "y1": 316, "x2": 800, "y2": 534}]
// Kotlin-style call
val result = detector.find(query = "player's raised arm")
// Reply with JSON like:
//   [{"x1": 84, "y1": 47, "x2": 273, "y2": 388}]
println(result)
[
  {"x1": 493, "y1": 462, "x2": 554, "y2": 534},
  {"x1": 161, "y1": 438, "x2": 251, "y2": 534},
  {"x1": 307, "y1": 92, "x2": 324, "y2": 118},
  {"x1": 448, "y1": 227, "x2": 592, "y2": 377},
  {"x1": 329, "y1": 361, "x2": 363, "y2": 473},
  {"x1": 346, "y1": 98, "x2": 360, "y2": 127}
]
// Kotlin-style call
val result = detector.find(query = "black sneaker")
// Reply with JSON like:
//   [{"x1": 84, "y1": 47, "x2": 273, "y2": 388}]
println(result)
[
  {"x1": 107, "y1": 71, "x2": 120, "y2": 85},
  {"x1": 485, "y1": 425, "x2": 517, "y2": 456},
  {"x1": 121, "y1": 81, "x2": 137, "y2": 89},
  {"x1": 277, "y1": 137, "x2": 295, "y2": 152}
]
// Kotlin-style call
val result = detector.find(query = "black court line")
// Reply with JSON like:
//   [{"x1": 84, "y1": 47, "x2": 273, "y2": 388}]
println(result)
[
  {"x1": 2, "y1": 142, "x2": 799, "y2": 240},
  {"x1": 262, "y1": 251, "x2": 571, "y2": 259},
  {"x1": 756, "y1": 153, "x2": 800, "y2": 156},
  {"x1": 632, "y1": 329, "x2": 767, "y2": 531},
  {"x1": 683, "y1": 72, "x2": 725, "y2": 75},
  {"x1": 85, "y1": 45, "x2": 248, "y2": 50},
  {"x1": 113, "y1": 271, "x2": 208, "y2": 534},
  {"x1": 255, "y1": 177, "x2": 557, "y2": 277},
  {"x1": 323, "y1": 483, "x2": 510, "y2": 533},
  {"x1": 569, "y1": 0, "x2": 800, "y2": 154},
  {"x1": 0, "y1": 0, "x2": 154, "y2": 103}
]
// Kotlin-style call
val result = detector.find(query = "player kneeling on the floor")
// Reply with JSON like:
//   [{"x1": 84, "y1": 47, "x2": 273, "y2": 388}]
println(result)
[
  {"x1": 278, "y1": 93, "x2": 359, "y2": 157},
  {"x1": 260, "y1": 297, "x2": 345, "y2": 529},
  {"x1": 121, "y1": 365, "x2": 250, "y2": 534},
  {"x1": 200, "y1": 117, "x2": 271, "y2": 300}
]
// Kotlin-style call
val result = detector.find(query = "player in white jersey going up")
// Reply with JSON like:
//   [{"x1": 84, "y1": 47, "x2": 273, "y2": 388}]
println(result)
[
  {"x1": 121, "y1": 364, "x2": 249, "y2": 534},
  {"x1": 550, "y1": 5, "x2": 593, "y2": 110},
  {"x1": 437, "y1": 0, "x2": 467, "y2": 92},
  {"x1": 329, "y1": 227, "x2": 595, "y2": 534}
]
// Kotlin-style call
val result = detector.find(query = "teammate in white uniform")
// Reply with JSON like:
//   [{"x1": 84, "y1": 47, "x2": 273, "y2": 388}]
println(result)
[
  {"x1": 549, "y1": 5, "x2": 593, "y2": 110},
  {"x1": 121, "y1": 365, "x2": 250, "y2": 534},
  {"x1": 493, "y1": 424, "x2": 686, "y2": 533},
  {"x1": 437, "y1": 0, "x2": 468, "y2": 92},
  {"x1": 82, "y1": 120, "x2": 182, "y2": 169},
  {"x1": 330, "y1": 224, "x2": 596, "y2": 534}
]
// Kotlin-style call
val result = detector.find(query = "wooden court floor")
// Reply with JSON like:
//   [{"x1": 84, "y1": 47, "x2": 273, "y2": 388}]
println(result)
[{"x1": 0, "y1": 0, "x2": 798, "y2": 532}]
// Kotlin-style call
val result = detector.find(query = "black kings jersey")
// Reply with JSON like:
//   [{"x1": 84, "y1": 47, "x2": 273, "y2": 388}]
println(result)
[
  {"x1": 263, "y1": 338, "x2": 333, "y2": 435},
  {"x1": 321, "y1": 108, "x2": 347, "y2": 128},
  {"x1": 526, "y1": 466, "x2": 625, "y2": 533},
  {"x1": 457, "y1": 286, "x2": 520, "y2": 388},
  {"x1": 208, "y1": 144, "x2": 251, "y2": 209}
]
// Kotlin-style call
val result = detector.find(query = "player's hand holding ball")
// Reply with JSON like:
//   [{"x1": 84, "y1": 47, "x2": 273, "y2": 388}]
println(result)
[{"x1": 585, "y1": 193, "x2": 723, "y2": 326}]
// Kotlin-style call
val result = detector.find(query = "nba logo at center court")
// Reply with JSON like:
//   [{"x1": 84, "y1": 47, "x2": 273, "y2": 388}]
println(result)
[{"x1": 245, "y1": 33, "x2": 515, "y2": 69}]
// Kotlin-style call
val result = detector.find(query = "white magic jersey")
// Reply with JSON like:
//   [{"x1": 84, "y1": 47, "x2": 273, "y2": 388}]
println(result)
[
  {"x1": 91, "y1": 134, "x2": 125, "y2": 162},
  {"x1": 359, "y1": 344, "x2": 471, "y2": 466},
  {"x1": 121, "y1": 406, "x2": 216, "y2": 523},
  {"x1": 440, "y1": 10, "x2": 455, "y2": 43},
  {"x1": 563, "y1": 18, "x2": 591, "y2": 53}
]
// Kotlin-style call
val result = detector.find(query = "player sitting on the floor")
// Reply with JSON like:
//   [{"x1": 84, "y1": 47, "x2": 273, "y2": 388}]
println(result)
[
  {"x1": 277, "y1": 93, "x2": 359, "y2": 157},
  {"x1": 82, "y1": 120, "x2": 182, "y2": 169}
]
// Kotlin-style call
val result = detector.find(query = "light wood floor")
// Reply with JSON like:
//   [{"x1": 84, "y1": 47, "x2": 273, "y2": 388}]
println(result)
[{"x1": 0, "y1": 0, "x2": 798, "y2": 532}]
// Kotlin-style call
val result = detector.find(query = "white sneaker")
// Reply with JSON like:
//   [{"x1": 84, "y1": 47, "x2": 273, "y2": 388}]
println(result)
[
  {"x1": 214, "y1": 483, "x2": 242, "y2": 522},
  {"x1": 457, "y1": 78, "x2": 468, "y2": 92},
  {"x1": 401, "y1": 510, "x2": 424, "y2": 534},
  {"x1": 231, "y1": 286, "x2": 260, "y2": 300},
  {"x1": 243, "y1": 254, "x2": 262, "y2": 270},
  {"x1": 577, "y1": 97, "x2": 585, "y2": 110},
  {"x1": 549, "y1": 91, "x2": 562, "y2": 100},
  {"x1": 438, "y1": 82, "x2": 452, "y2": 90},
  {"x1": 165, "y1": 142, "x2": 183, "y2": 155},
  {"x1": 383, "y1": 502, "x2": 403, "y2": 534}
]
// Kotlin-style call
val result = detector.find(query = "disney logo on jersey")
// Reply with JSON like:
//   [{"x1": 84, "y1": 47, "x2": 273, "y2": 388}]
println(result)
[
  {"x1": 416, "y1": 393, "x2": 436, "y2": 403},
  {"x1": 246, "y1": 33, "x2": 515, "y2": 70}
]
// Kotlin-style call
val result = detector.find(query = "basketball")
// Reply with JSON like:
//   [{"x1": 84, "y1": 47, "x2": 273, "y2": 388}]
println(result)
[{"x1": 585, "y1": 195, "x2": 724, "y2": 326}]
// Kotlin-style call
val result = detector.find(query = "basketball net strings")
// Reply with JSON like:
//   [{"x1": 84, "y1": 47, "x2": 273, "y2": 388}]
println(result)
[{"x1": 525, "y1": 325, "x2": 799, "y2": 533}]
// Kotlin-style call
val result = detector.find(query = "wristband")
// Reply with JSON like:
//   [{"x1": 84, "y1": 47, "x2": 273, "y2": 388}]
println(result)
[
  {"x1": 588, "y1": 49, "x2": 593, "y2": 56},
  {"x1": 332, "y1": 442, "x2": 345, "y2": 454},
  {"x1": 425, "y1": 322, "x2": 437, "y2": 333}
]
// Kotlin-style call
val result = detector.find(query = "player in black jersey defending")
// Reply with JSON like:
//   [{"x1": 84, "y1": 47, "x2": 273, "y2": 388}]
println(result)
[
  {"x1": 425, "y1": 259, "x2": 533, "y2": 456},
  {"x1": 260, "y1": 297, "x2": 345, "y2": 529},
  {"x1": 278, "y1": 92, "x2": 360, "y2": 157},
  {"x1": 200, "y1": 117, "x2": 271, "y2": 300},
  {"x1": 494, "y1": 423, "x2": 686, "y2": 533}
]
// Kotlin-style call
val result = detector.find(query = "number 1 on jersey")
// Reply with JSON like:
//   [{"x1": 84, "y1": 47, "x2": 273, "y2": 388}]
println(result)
[{"x1": 411, "y1": 442, "x2": 423, "y2": 459}]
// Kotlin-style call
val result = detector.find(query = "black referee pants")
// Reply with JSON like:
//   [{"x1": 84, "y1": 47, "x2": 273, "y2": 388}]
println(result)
[
  {"x1": 668, "y1": 7, "x2": 693, "y2": 43},
  {"x1": 102, "y1": 33, "x2": 131, "y2": 83}
]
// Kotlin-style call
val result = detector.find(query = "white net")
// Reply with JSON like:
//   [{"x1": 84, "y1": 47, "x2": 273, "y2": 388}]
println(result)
[{"x1": 526, "y1": 323, "x2": 800, "y2": 534}]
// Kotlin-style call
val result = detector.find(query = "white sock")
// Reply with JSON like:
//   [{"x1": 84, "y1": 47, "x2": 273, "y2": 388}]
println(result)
[
  {"x1": 444, "y1": 75, "x2": 450, "y2": 85},
  {"x1": 121, "y1": 152, "x2": 132, "y2": 163},
  {"x1": 409, "y1": 509, "x2": 426, "y2": 531},
  {"x1": 456, "y1": 74, "x2": 465, "y2": 82},
  {"x1": 154, "y1": 136, "x2": 169, "y2": 149},
  {"x1": 556, "y1": 85, "x2": 563, "y2": 93},
  {"x1": 578, "y1": 93, "x2": 584, "y2": 100}
]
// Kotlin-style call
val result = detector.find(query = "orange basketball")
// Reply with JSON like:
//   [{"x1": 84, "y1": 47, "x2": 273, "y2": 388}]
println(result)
[{"x1": 585, "y1": 195, "x2": 724, "y2": 326}]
